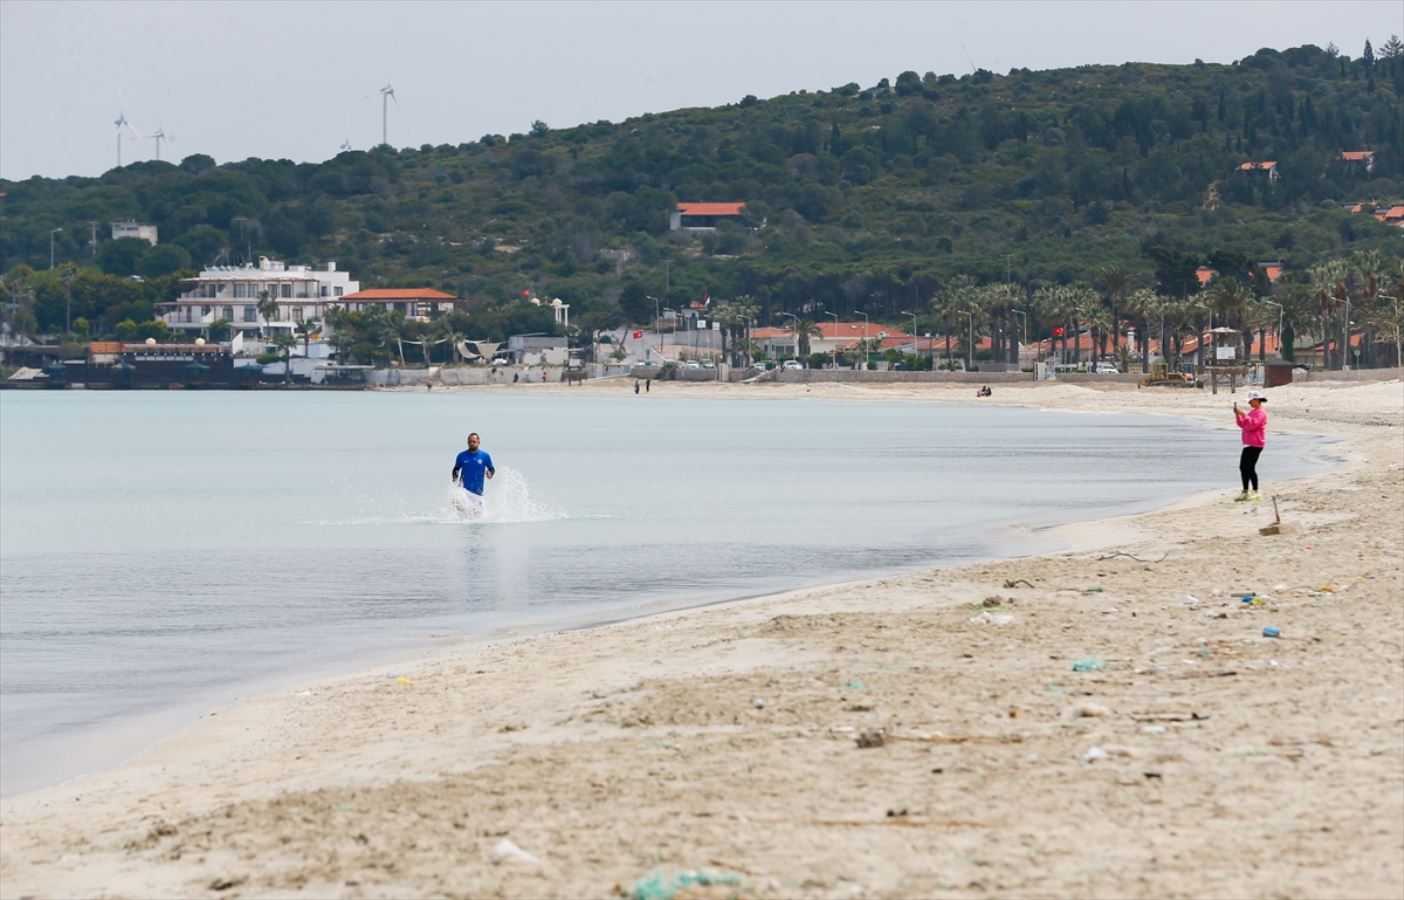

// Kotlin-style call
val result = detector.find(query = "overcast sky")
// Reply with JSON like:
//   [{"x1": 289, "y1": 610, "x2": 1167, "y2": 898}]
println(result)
[{"x1": 1, "y1": 0, "x2": 1397, "y2": 181}]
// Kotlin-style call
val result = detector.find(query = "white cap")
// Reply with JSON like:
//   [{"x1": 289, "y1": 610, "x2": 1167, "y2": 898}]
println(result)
[{"x1": 1246, "y1": 390, "x2": 1266, "y2": 402}]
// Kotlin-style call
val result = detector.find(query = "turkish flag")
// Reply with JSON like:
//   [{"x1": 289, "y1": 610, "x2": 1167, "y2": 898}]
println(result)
[
  {"x1": 1053, "y1": 326, "x2": 1066, "y2": 337},
  {"x1": 632, "y1": 331, "x2": 643, "y2": 339}
]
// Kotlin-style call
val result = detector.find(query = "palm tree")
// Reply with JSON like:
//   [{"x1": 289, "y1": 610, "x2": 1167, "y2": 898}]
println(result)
[
  {"x1": 256, "y1": 290, "x2": 280, "y2": 339},
  {"x1": 977, "y1": 283, "x2": 1020, "y2": 366},
  {"x1": 1350, "y1": 249, "x2": 1385, "y2": 367},
  {"x1": 1082, "y1": 305, "x2": 1115, "y2": 367},
  {"x1": 1065, "y1": 285, "x2": 1098, "y2": 366},
  {"x1": 432, "y1": 316, "x2": 464, "y2": 366},
  {"x1": 1123, "y1": 287, "x2": 1164, "y2": 373},
  {"x1": 1206, "y1": 276, "x2": 1250, "y2": 361},
  {"x1": 935, "y1": 276, "x2": 979, "y2": 369},
  {"x1": 785, "y1": 314, "x2": 821, "y2": 360},
  {"x1": 295, "y1": 318, "x2": 318, "y2": 359},
  {"x1": 1095, "y1": 264, "x2": 1135, "y2": 360},
  {"x1": 271, "y1": 332, "x2": 297, "y2": 384},
  {"x1": 1308, "y1": 261, "x2": 1349, "y2": 369}
]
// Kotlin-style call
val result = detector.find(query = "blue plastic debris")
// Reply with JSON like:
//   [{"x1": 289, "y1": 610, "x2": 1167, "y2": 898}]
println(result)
[{"x1": 631, "y1": 869, "x2": 742, "y2": 900}]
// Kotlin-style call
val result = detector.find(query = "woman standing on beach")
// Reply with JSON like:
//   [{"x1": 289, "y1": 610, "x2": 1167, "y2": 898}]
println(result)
[{"x1": 1233, "y1": 390, "x2": 1268, "y2": 501}]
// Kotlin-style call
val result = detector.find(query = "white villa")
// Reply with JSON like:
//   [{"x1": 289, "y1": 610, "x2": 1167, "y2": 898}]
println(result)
[{"x1": 158, "y1": 257, "x2": 359, "y2": 336}]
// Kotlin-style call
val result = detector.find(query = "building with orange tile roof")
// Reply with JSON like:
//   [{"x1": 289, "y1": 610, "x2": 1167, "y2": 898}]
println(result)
[
  {"x1": 1373, "y1": 205, "x2": 1404, "y2": 227},
  {"x1": 670, "y1": 202, "x2": 746, "y2": 231},
  {"x1": 1236, "y1": 160, "x2": 1280, "y2": 183},
  {"x1": 1338, "y1": 150, "x2": 1376, "y2": 174},
  {"x1": 339, "y1": 288, "x2": 458, "y2": 320}
]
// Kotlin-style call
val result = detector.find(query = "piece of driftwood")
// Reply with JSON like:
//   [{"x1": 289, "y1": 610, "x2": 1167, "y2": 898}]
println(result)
[
  {"x1": 1131, "y1": 712, "x2": 1212, "y2": 722},
  {"x1": 743, "y1": 816, "x2": 992, "y2": 829},
  {"x1": 1093, "y1": 551, "x2": 1169, "y2": 562}
]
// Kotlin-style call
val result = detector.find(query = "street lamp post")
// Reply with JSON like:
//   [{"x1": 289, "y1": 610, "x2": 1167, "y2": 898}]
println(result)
[
  {"x1": 956, "y1": 310, "x2": 974, "y2": 371},
  {"x1": 647, "y1": 295, "x2": 661, "y2": 361},
  {"x1": 855, "y1": 310, "x2": 869, "y2": 369},
  {"x1": 1192, "y1": 301, "x2": 1213, "y2": 366},
  {"x1": 1011, "y1": 309, "x2": 1029, "y2": 373},
  {"x1": 1260, "y1": 299, "x2": 1283, "y2": 358},
  {"x1": 824, "y1": 311, "x2": 838, "y2": 369},
  {"x1": 49, "y1": 227, "x2": 61, "y2": 270},
  {"x1": 900, "y1": 310, "x2": 918, "y2": 368},
  {"x1": 780, "y1": 312, "x2": 799, "y2": 365}
]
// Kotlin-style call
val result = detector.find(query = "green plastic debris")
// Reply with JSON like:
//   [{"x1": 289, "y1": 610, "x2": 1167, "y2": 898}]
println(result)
[
  {"x1": 846, "y1": 679, "x2": 868, "y2": 692},
  {"x1": 631, "y1": 869, "x2": 742, "y2": 900},
  {"x1": 1071, "y1": 658, "x2": 1103, "y2": 672}
]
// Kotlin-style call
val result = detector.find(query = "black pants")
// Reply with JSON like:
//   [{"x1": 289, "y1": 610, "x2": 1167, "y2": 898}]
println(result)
[{"x1": 1239, "y1": 446, "x2": 1263, "y2": 491}]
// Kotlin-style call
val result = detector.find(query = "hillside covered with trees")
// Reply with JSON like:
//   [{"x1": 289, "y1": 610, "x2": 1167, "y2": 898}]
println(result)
[{"x1": 1, "y1": 40, "x2": 1400, "y2": 365}]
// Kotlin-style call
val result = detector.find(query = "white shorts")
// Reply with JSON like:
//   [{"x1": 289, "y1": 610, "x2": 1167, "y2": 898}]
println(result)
[{"x1": 453, "y1": 488, "x2": 485, "y2": 517}]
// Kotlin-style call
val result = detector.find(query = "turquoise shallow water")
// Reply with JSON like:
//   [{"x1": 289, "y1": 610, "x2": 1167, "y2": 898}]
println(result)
[{"x1": 0, "y1": 390, "x2": 1331, "y2": 794}]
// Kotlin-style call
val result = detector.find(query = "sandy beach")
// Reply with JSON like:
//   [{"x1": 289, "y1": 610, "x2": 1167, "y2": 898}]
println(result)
[{"x1": 2, "y1": 378, "x2": 1401, "y2": 899}]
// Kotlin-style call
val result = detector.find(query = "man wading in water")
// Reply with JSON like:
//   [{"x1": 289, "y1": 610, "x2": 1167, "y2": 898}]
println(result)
[{"x1": 452, "y1": 432, "x2": 495, "y2": 514}]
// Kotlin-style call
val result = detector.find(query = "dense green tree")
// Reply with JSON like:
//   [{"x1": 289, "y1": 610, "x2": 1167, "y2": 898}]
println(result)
[
  {"x1": 97, "y1": 238, "x2": 151, "y2": 277},
  {"x1": 137, "y1": 243, "x2": 193, "y2": 278}
]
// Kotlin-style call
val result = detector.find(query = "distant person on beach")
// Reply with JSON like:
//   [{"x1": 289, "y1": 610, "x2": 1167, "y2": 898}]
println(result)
[
  {"x1": 1233, "y1": 390, "x2": 1267, "y2": 501},
  {"x1": 452, "y1": 433, "x2": 495, "y2": 508},
  {"x1": 977, "y1": 385, "x2": 992, "y2": 397},
  {"x1": 634, "y1": 379, "x2": 640, "y2": 394}
]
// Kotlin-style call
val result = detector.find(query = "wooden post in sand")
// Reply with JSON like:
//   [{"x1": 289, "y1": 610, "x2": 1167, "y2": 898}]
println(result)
[{"x1": 1259, "y1": 496, "x2": 1295, "y2": 535}]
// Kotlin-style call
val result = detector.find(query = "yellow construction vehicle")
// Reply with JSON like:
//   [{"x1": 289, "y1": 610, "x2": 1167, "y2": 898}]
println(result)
[{"x1": 1138, "y1": 361, "x2": 1196, "y2": 388}]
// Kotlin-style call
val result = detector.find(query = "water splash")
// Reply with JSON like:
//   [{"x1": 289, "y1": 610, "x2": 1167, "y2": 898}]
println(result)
[
  {"x1": 446, "y1": 467, "x2": 563, "y2": 524},
  {"x1": 311, "y1": 468, "x2": 563, "y2": 525}
]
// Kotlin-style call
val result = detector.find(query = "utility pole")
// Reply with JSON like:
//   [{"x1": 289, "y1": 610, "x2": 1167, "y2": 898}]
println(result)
[
  {"x1": 49, "y1": 227, "x2": 62, "y2": 269},
  {"x1": 825, "y1": 311, "x2": 838, "y2": 369}
]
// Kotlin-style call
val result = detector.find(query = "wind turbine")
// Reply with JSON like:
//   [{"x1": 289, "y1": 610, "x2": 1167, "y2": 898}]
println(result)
[
  {"x1": 113, "y1": 109, "x2": 143, "y2": 167},
  {"x1": 151, "y1": 127, "x2": 174, "y2": 161},
  {"x1": 377, "y1": 82, "x2": 396, "y2": 147}
]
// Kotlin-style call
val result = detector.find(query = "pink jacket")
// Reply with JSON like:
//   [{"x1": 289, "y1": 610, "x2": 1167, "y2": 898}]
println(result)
[{"x1": 1236, "y1": 407, "x2": 1267, "y2": 448}]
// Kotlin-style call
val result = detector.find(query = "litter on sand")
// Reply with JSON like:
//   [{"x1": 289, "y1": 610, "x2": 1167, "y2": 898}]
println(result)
[{"x1": 631, "y1": 868, "x2": 742, "y2": 900}]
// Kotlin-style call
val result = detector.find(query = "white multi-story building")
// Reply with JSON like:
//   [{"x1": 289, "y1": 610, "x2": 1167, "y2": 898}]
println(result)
[
  {"x1": 158, "y1": 257, "x2": 359, "y2": 336},
  {"x1": 111, "y1": 220, "x2": 159, "y2": 244}
]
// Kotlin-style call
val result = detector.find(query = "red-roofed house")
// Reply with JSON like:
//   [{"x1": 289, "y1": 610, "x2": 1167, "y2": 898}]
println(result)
[
  {"x1": 1257, "y1": 261, "x2": 1284, "y2": 283},
  {"x1": 1339, "y1": 150, "x2": 1376, "y2": 174},
  {"x1": 671, "y1": 202, "x2": 746, "y2": 231},
  {"x1": 1196, "y1": 266, "x2": 1218, "y2": 286},
  {"x1": 338, "y1": 288, "x2": 458, "y2": 321},
  {"x1": 1373, "y1": 205, "x2": 1404, "y2": 227},
  {"x1": 1237, "y1": 161, "x2": 1280, "y2": 183}
]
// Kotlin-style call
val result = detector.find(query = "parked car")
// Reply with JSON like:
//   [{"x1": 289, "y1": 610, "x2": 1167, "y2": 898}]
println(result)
[
  {"x1": 781, "y1": 360, "x2": 803, "y2": 370},
  {"x1": 684, "y1": 360, "x2": 701, "y2": 369},
  {"x1": 1094, "y1": 362, "x2": 1119, "y2": 374},
  {"x1": 490, "y1": 357, "x2": 510, "y2": 366}
]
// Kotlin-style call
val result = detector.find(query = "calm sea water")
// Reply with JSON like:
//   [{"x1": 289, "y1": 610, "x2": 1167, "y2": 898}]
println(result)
[{"x1": 0, "y1": 389, "x2": 1331, "y2": 795}]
